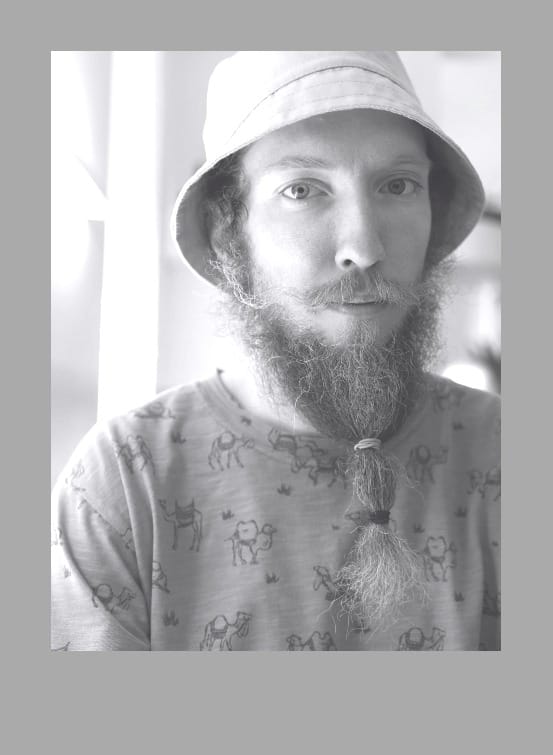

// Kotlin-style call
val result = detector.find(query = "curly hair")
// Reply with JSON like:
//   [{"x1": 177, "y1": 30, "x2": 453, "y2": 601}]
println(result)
[{"x1": 200, "y1": 151, "x2": 251, "y2": 292}]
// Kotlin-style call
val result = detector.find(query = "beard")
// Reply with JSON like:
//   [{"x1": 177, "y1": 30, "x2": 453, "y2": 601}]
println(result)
[{"x1": 211, "y1": 245, "x2": 451, "y2": 630}]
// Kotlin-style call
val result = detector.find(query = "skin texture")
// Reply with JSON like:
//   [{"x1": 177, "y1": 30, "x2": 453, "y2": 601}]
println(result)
[{"x1": 241, "y1": 108, "x2": 433, "y2": 346}]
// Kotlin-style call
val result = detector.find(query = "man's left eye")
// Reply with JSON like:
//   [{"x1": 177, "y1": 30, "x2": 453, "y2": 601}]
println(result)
[{"x1": 381, "y1": 178, "x2": 420, "y2": 196}]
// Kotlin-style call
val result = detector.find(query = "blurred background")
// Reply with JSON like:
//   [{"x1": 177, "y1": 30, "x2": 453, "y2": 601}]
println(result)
[{"x1": 51, "y1": 50, "x2": 501, "y2": 486}]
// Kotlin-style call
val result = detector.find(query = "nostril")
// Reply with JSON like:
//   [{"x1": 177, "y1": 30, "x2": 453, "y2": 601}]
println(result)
[{"x1": 342, "y1": 259, "x2": 353, "y2": 267}]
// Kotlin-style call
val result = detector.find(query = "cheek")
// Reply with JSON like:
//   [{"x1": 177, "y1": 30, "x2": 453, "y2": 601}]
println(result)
[
  {"x1": 247, "y1": 214, "x2": 330, "y2": 284},
  {"x1": 382, "y1": 205, "x2": 431, "y2": 278}
]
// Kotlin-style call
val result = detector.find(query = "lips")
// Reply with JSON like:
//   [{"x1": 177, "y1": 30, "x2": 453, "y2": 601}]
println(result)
[
  {"x1": 328, "y1": 298, "x2": 385, "y2": 306},
  {"x1": 342, "y1": 299, "x2": 381, "y2": 305},
  {"x1": 326, "y1": 300, "x2": 389, "y2": 317}
]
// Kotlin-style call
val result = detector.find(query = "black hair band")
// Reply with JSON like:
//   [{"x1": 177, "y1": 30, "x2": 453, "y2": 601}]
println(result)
[{"x1": 368, "y1": 510, "x2": 391, "y2": 525}]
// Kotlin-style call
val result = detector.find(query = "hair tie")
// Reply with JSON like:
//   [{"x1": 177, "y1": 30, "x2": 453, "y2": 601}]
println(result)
[
  {"x1": 367, "y1": 510, "x2": 390, "y2": 525},
  {"x1": 354, "y1": 438, "x2": 381, "y2": 452},
  {"x1": 353, "y1": 509, "x2": 391, "y2": 526}
]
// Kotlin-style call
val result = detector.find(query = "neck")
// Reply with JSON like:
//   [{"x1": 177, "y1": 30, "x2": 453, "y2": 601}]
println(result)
[{"x1": 217, "y1": 357, "x2": 319, "y2": 435}]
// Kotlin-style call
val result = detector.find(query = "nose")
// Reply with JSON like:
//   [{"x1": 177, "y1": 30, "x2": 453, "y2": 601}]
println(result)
[{"x1": 334, "y1": 193, "x2": 386, "y2": 272}]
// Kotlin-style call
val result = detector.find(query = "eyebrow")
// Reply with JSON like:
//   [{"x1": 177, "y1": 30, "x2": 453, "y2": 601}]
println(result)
[
  {"x1": 259, "y1": 153, "x2": 432, "y2": 174},
  {"x1": 260, "y1": 156, "x2": 332, "y2": 172}
]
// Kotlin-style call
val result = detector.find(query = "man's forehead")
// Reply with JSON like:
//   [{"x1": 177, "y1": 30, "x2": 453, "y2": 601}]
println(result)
[{"x1": 241, "y1": 109, "x2": 430, "y2": 175}]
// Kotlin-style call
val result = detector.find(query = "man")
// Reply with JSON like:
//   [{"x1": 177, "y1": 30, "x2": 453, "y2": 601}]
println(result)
[{"x1": 51, "y1": 51, "x2": 500, "y2": 651}]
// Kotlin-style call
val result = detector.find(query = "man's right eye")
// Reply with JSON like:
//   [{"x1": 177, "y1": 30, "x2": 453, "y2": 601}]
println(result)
[{"x1": 280, "y1": 182, "x2": 320, "y2": 200}]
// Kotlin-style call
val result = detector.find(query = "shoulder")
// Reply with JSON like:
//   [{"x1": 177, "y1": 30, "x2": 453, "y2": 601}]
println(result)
[
  {"x1": 112, "y1": 382, "x2": 211, "y2": 430},
  {"x1": 425, "y1": 374, "x2": 500, "y2": 421},
  {"x1": 421, "y1": 374, "x2": 500, "y2": 464},
  {"x1": 52, "y1": 381, "x2": 214, "y2": 531},
  {"x1": 53, "y1": 381, "x2": 213, "y2": 493}
]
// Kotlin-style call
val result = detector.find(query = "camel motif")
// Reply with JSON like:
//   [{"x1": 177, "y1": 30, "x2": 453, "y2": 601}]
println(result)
[
  {"x1": 225, "y1": 519, "x2": 277, "y2": 565},
  {"x1": 158, "y1": 499, "x2": 203, "y2": 551},
  {"x1": 91, "y1": 584, "x2": 136, "y2": 613},
  {"x1": 200, "y1": 611, "x2": 252, "y2": 651},
  {"x1": 432, "y1": 382, "x2": 465, "y2": 413},
  {"x1": 467, "y1": 466, "x2": 501, "y2": 501},
  {"x1": 398, "y1": 626, "x2": 446, "y2": 650},
  {"x1": 267, "y1": 428, "x2": 346, "y2": 487},
  {"x1": 420, "y1": 536, "x2": 457, "y2": 582},
  {"x1": 114, "y1": 434, "x2": 155, "y2": 474},
  {"x1": 208, "y1": 431, "x2": 254, "y2": 471},
  {"x1": 152, "y1": 561, "x2": 170, "y2": 593},
  {"x1": 406, "y1": 444, "x2": 448, "y2": 484},
  {"x1": 313, "y1": 565, "x2": 340, "y2": 601},
  {"x1": 306, "y1": 452, "x2": 346, "y2": 486},
  {"x1": 134, "y1": 401, "x2": 175, "y2": 419},
  {"x1": 286, "y1": 631, "x2": 337, "y2": 651}
]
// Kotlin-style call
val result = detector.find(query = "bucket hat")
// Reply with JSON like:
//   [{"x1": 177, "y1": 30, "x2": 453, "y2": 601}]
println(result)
[{"x1": 171, "y1": 51, "x2": 485, "y2": 285}]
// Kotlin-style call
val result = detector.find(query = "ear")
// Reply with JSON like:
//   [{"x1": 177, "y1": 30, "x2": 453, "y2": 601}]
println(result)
[
  {"x1": 203, "y1": 210, "x2": 219, "y2": 255},
  {"x1": 204, "y1": 205, "x2": 229, "y2": 258}
]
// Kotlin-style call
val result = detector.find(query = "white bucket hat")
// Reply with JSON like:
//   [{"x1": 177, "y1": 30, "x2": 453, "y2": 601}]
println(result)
[{"x1": 171, "y1": 51, "x2": 486, "y2": 285}]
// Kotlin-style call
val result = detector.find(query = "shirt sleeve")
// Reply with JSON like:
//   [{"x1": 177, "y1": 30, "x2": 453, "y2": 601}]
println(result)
[{"x1": 51, "y1": 425, "x2": 151, "y2": 651}]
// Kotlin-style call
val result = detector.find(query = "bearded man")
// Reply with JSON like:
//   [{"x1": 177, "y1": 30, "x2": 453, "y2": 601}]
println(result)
[{"x1": 51, "y1": 51, "x2": 500, "y2": 651}]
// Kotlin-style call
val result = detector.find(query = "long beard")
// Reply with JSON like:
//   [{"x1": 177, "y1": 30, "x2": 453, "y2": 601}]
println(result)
[{"x1": 212, "y1": 250, "x2": 451, "y2": 628}]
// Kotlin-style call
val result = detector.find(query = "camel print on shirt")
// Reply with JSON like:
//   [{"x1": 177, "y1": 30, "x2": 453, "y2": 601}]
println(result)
[
  {"x1": 420, "y1": 536, "x2": 457, "y2": 582},
  {"x1": 397, "y1": 626, "x2": 446, "y2": 650},
  {"x1": 267, "y1": 428, "x2": 347, "y2": 487},
  {"x1": 200, "y1": 612, "x2": 252, "y2": 651},
  {"x1": 286, "y1": 631, "x2": 337, "y2": 650},
  {"x1": 114, "y1": 435, "x2": 155, "y2": 475},
  {"x1": 91, "y1": 583, "x2": 136, "y2": 613},
  {"x1": 467, "y1": 466, "x2": 501, "y2": 501},
  {"x1": 225, "y1": 519, "x2": 277, "y2": 565},
  {"x1": 208, "y1": 430, "x2": 255, "y2": 470},
  {"x1": 158, "y1": 499, "x2": 203, "y2": 551}
]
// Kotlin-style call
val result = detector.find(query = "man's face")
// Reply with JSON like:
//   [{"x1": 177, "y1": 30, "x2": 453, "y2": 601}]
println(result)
[{"x1": 241, "y1": 109, "x2": 433, "y2": 346}]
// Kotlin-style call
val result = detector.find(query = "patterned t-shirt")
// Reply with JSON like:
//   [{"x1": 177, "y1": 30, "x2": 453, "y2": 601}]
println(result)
[{"x1": 51, "y1": 371, "x2": 501, "y2": 652}]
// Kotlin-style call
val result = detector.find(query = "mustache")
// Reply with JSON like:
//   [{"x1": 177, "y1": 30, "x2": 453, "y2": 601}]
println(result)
[{"x1": 288, "y1": 270, "x2": 427, "y2": 309}]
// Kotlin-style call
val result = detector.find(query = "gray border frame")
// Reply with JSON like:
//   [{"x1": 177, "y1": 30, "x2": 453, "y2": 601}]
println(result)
[{"x1": 6, "y1": 0, "x2": 547, "y2": 749}]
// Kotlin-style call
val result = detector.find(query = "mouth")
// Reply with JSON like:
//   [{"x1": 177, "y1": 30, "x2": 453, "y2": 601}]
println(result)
[{"x1": 326, "y1": 300, "x2": 390, "y2": 317}]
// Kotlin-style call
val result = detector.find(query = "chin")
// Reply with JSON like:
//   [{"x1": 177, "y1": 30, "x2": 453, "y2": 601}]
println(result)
[{"x1": 316, "y1": 312, "x2": 399, "y2": 348}]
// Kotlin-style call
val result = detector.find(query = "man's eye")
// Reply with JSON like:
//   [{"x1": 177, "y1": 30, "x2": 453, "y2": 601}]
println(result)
[
  {"x1": 381, "y1": 178, "x2": 420, "y2": 196},
  {"x1": 280, "y1": 182, "x2": 318, "y2": 200}
]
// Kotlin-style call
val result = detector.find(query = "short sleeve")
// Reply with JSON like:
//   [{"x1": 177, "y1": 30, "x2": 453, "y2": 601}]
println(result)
[{"x1": 51, "y1": 425, "x2": 151, "y2": 651}]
